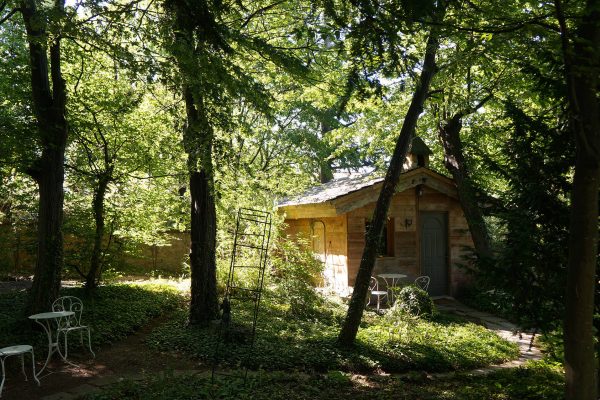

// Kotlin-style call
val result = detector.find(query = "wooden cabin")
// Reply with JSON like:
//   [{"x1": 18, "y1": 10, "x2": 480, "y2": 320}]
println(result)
[{"x1": 277, "y1": 138, "x2": 474, "y2": 297}]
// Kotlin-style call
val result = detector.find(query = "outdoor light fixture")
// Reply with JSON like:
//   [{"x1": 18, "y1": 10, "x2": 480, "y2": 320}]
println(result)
[
  {"x1": 416, "y1": 184, "x2": 424, "y2": 196},
  {"x1": 404, "y1": 218, "x2": 412, "y2": 229}
]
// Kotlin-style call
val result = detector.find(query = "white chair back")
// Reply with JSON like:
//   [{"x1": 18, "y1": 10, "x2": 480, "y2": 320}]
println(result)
[
  {"x1": 369, "y1": 276, "x2": 380, "y2": 291},
  {"x1": 414, "y1": 276, "x2": 431, "y2": 291},
  {"x1": 52, "y1": 296, "x2": 84, "y2": 327}
]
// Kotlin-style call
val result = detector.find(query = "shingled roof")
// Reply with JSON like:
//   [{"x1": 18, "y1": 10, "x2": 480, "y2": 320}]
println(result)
[
  {"x1": 278, "y1": 137, "x2": 441, "y2": 210},
  {"x1": 277, "y1": 171, "x2": 384, "y2": 207}
]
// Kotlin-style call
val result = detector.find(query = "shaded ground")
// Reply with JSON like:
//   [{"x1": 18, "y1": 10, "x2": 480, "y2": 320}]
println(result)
[
  {"x1": 1, "y1": 314, "x2": 202, "y2": 400},
  {"x1": 0, "y1": 281, "x2": 542, "y2": 399}
]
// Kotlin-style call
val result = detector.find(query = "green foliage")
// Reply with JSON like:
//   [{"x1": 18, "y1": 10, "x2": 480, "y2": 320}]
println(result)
[
  {"x1": 0, "y1": 283, "x2": 183, "y2": 353},
  {"x1": 469, "y1": 101, "x2": 571, "y2": 333},
  {"x1": 82, "y1": 360, "x2": 563, "y2": 400},
  {"x1": 389, "y1": 285, "x2": 435, "y2": 318},
  {"x1": 147, "y1": 293, "x2": 518, "y2": 374},
  {"x1": 270, "y1": 237, "x2": 325, "y2": 319},
  {"x1": 70, "y1": 284, "x2": 183, "y2": 345}
]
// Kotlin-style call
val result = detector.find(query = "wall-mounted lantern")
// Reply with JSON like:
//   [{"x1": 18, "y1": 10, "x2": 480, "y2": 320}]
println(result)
[
  {"x1": 404, "y1": 218, "x2": 412, "y2": 229},
  {"x1": 416, "y1": 184, "x2": 424, "y2": 197}
]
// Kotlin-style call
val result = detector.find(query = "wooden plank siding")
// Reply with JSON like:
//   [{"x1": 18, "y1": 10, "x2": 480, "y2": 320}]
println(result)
[
  {"x1": 280, "y1": 168, "x2": 474, "y2": 295},
  {"x1": 281, "y1": 216, "x2": 348, "y2": 292}
]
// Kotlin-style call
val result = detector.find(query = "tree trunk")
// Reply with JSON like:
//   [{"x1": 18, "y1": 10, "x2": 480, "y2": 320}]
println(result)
[
  {"x1": 184, "y1": 89, "x2": 219, "y2": 326},
  {"x1": 86, "y1": 177, "x2": 109, "y2": 289},
  {"x1": 338, "y1": 21, "x2": 444, "y2": 346},
  {"x1": 166, "y1": 0, "x2": 220, "y2": 326},
  {"x1": 319, "y1": 161, "x2": 334, "y2": 184},
  {"x1": 319, "y1": 121, "x2": 334, "y2": 184},
  {"x1": 21, "y1": 0, "x2": 68, "y2": 315},
  {"x1": 565, "y1": 158, "x2": 599, "y2": 400},
  {"x1": 438, "y1": 114, "x2": 493, "y2": 260},
  {"x1": 188, "y1": 169, "x2": 219, "y2": 326},
  {"x1": 556, "y1": 0, "x2": 600, "y2": 398}
]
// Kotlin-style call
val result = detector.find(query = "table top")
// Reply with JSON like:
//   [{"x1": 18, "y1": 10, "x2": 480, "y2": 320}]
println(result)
[
  {"x1": 377, "y1": 273, "x2": 407, "y2": 279},
  {"x1": 28, "y1": 311, "x2": 74, "y2": 320}
]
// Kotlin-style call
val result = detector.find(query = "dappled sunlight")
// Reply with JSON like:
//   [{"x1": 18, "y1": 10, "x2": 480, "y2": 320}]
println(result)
[{"x1": 118, "y1": 277, "x2": 191, "y2": 294}]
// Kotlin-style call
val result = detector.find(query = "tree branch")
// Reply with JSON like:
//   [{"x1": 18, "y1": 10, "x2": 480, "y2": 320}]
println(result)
[{"x1": 0, "y1": 7, "x2": 20, "y2": 25}]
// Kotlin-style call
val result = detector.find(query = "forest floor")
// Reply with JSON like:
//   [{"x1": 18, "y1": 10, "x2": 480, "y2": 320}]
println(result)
[
  {"x1": 0, "y1": 280, "x2": 544, "y2": 400},
  {"x1": 1, "y1": 313, "x2": 203, "y2": 400}
]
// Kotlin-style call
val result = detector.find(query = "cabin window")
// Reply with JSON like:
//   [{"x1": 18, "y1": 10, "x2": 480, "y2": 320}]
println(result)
[{"x1": 365, "y1": 218, "x2": 395, "y2": 257}]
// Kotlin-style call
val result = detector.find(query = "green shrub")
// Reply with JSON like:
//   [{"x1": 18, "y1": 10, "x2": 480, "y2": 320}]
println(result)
[
  {"x1": 147, "y1": 299, "x2": 518, "y2": 374},
  {"x1": 390, "y1": 285, "x2": 434, "y2": 318},
  {"x1": 83, "y1": 361, "x2": 561, "y2": 400},
  {"x1": 270, "y1": 237, "x2": 325, "y2": 319}
]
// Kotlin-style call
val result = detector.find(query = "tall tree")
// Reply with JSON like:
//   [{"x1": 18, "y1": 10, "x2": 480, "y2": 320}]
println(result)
[
  {"x1": 18, "y1": 0, "x2": 69, "y2": 313},
  {"x1": 163, "y1": 0, "x2": 308, "y2": 325},
  {"x1": 437, "y1": 95, "x2": 493, "y2": 260},
  {"x1": 65, "y1": 47, "x2": 181, "y2": 289},
  {"x1": 555, "y1": 0, "x2": 600, "y2": 398},
  {"x1": 338, "y1": 1, "x2": 447, "y2": 346}
]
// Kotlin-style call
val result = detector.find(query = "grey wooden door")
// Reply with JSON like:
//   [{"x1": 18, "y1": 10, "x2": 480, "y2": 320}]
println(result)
[{"x1": 420, "y1": 212, "x2": 448, "y2": 296}]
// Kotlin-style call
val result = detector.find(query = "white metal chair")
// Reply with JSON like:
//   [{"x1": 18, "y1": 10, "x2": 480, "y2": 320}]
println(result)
[
  {"x1": 367, "y1": 277, "x2": 388, "y2": 311},
  {"x1": 0, "y1": 345, "x2": 40, "y2": 397},
  {"x1": 414, "y1": 275, "x2": 431, "y2": 292},
  {"x1": 52, "y1": 296, "x2": 95, "y2": 358}
]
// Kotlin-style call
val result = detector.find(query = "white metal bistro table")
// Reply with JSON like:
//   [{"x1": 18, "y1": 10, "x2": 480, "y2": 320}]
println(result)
[
  {"x1": 28, "y1": 311, "x2": 75, "y2": 378},
  {"x1": 377, "y1": 273, "x2": 407, "y2": 304}
]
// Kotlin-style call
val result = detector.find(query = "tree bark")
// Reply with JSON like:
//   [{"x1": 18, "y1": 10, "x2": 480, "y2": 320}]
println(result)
[
  {"x1": 86, "y1": 176, "x2": 110, "y2": 289},
  {"x1": 555, "y1": 0, "x2": 600, "y2": 398},
  {"x1": 184, "y1": 87, "x2": 219, "y2": 326},
  {"x1": 338, "y1": 19, "x2": 444, "y2": 346},
  {"x1": 438, "y1": 114, "x2": 493, "y2": 260},
  {"x1": 166, "y1": 0, "x2": 220, "y2": 326},
  {"x1": 21, "y1": 0, "x2": 68, "y2": 314},
  {"x1": 319, "y1": 119, "x2": 335, "y2": 184},
  {"x1": 188, "y1": 168, "x2": 219, "y2": 326}
]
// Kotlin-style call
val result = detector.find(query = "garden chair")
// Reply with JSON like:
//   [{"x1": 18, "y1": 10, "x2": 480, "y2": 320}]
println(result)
[
  {"x1": 414, "y1": 276, "x2": 430, "y2": 292},
  {"x1": 0, "y1": 344, "x2": 40, "y2": 397},
  {"x1": 52, "y1": 296, "x2": 95, "y2": 358},
  {"x1": 367, "y1": 277, "x2": 388, "y2": 311}
]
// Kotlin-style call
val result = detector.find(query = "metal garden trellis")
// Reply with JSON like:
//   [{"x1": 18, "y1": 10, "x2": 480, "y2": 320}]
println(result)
[{"x1": 211, "y1": 208, "x2": 272, "y2": 383}]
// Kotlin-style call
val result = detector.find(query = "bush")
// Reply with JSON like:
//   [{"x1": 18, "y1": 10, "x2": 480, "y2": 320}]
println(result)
[
  {"x1": 390, "y1": 285, "x2": 434, "y2": 318},
  {"x1": 270, "y1": 237, "x2": 325, "y2": 319},
  {"x1": 147, "y1": 299, "x2": 518, "y2": 374},
  {"x1": 84, "y1": 360, "x2": 559, "y2": 400}
]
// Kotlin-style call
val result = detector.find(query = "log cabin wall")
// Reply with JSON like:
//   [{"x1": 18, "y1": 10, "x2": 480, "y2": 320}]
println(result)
[
  {"x1": 346, "y1": 189, "x2": 418, "y2": 287},
  {"x1": 346, "y1": 185, "x2": 473, "y2": 295},
  {"x1": 283, "y1": 216, "x2": 348, "y2": 292}
]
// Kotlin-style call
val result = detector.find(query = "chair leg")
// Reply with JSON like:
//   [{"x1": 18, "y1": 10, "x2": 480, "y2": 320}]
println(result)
[
  {"x1": 64, "y1": 332, "x2": 69, "y2": 359},
  {"x1": 29, "y1": 351, "x2": 40, "y2": 387},
  {"x1": 86, "y1": 329, "x2": 95, "y2": 358},
  {"x1": 20, "y1": 354, "x2": 26, "y2": 381},
  {"x1": 1, "y1": 357, "x2": 6, "y2": 398}
]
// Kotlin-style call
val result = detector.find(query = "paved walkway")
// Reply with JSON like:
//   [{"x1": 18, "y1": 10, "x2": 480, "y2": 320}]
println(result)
[{"x1": 434, "y1": 300, "x2": 542, "y2": 377}]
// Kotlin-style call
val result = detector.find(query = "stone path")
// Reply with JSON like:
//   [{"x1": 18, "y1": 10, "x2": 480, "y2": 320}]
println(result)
[{"x1": 434, "y1": 300, "x2": 542, "y2": 377}]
